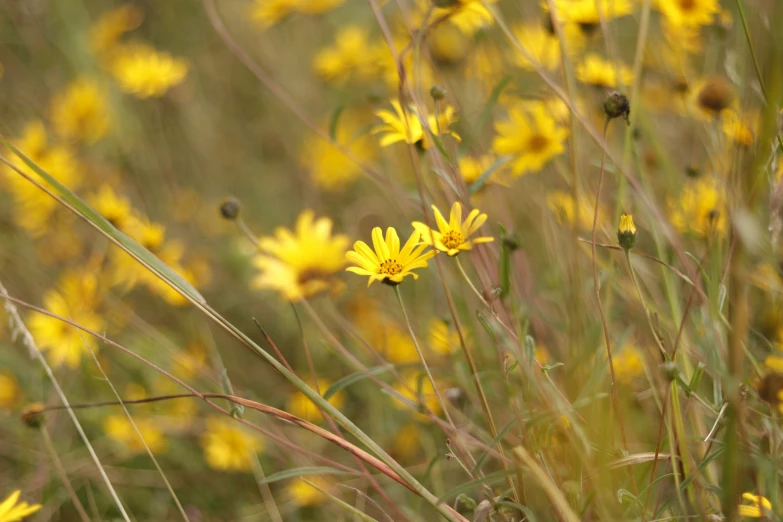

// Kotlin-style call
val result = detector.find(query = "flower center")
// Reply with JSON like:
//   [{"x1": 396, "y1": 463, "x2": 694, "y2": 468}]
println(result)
[
  {"x1": 441, "y1": 230, "x2": 464, "y2": 249},
  {"x1": 678, "y1": 0, "x2": 696, "y2": 11},
  {"x1": 528, "y1": 134, "x2": 549, "y2": 153},
  {"x1": 379, "y1": 259, "x2": 403, "y2": 276}
]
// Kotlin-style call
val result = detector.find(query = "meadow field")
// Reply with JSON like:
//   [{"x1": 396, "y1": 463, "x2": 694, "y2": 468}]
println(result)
[{"x1": 1, "y1": 0, "x2": 782, "y2": 520}]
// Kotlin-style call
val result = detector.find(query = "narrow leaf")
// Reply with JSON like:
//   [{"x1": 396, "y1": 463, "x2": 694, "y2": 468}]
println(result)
[
  {"x1": 303, "y1": 479, "x2": 380, "y2": 522},
  {"x1": 323, "y1": 364, "x2": 394, "y2": 400},
  {"x1": 259, "y1": 466, "x2": 358, "y2": 485}
]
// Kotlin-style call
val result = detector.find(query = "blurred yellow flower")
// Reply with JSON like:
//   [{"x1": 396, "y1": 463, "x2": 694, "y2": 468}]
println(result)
[
  {"x1": 738, "y1": 492, "x2": 771, "y2": 518},
  {"x1": 286, "y1": 379, "x2": 346, "y2": 422},
  {"x1": 201, "y1": 417, "x2": 263, "y2": 472},
  {"x1": 576, "y1": 53, "x2": 633, "y2": 88},
  {"x1": 0, "y1": 490, "x2": 42, "y2": 522},
  {"x1": 289, "y1": 477, "x2": 331, "y2": 507},
  {"x1": 90, "y1": 3, "x2": 143, "y2": 55},
  {"x1": 656, "y1": 0, "x2": 719, "y2": 27},
  {"x1": 547, "y1": 190, "x2": 603, "y2": 230},
  {"x1": 103, "y1": 414, "x2": 167, "y2": 454},
  {"x1": 393, "y1": 372, "x2": 442, "y2": 417},
  {"x1": 391, "y1": 423, "x2": 421, "y2": 461},
  {"x1": 373, "y1": 100, "x2": 460, "y2": 150},
  {"x1": 0, "y1": 373, "x2": 19, "y2": 409},
  {"x1": 89, "y1": 185, "x2": 133, "y2": 230},
  {"x1": 464, "y1": 42, "x2": 505, "y2": 92},
  {"x1": 110, "y1": 44, "x2": 188, "y2": 98},
  {"x1": 510, "y1": 25, "x2": 561, "y2": 71},
  {"x1": 435, "y1": 1, "x2": 494, "y2": 35},
  {"x1": 428, "y1": 318, "x2": 459, "y2": 355},
  {"x1": 298, "y1": 0, "x2": 345, "y2": 15},
  {"x1": 412, "y1": 201, "x2": 494, "y2": 256},
  {"x1": 548, "y1": 0, "x2": 633, "y2": 26},
  {"x1": 429, "y1": 24, "x2": 471, "y2": 64},
  {"x1": 764, "y1": 355, "x2": 783, "y2": 373},
  {"x1": 28, "y1": 274, "x2": 105, "y2": 369},
  {"x1": 667, "y1": 178, "x2": 726, "y2": 237},
  {"x1": 493, "y1": 101, "x2": 569, "y2": 176},
  {"x1": 313, "y1": 26, "x2": 382, "y2": 84},
  {"x1": 251, "y1": 0, "x2": 299, "y2": 28},
  {"x1": 50, "y1": 78, "x2": 111, "y2": 143},
  {"x1": 346, "y1": 227, "x2": 437, "y2": 286},
  {"x1": 253, "y1": 210, "x2": 349, "y2": 301},
  {"x1": 458, "y1": 154, "x2": 499, "y2": 186},
  {"x1": 721, "y1": 109, "x2": 757, "y2": 147},
  {"x1": 613, "y1": 346, "x2": 644, "y2": 384}
]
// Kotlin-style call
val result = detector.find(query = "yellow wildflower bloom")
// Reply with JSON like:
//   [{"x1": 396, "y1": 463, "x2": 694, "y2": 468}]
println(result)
[
  {"x1": 655, "y1": 0, "x2": 719, "y2": 27},
  {"x1": 253, "y1": 210, "x2": 349, "y2": 301},
  {"x1": 110, "y1": 44, "x2": 188, "y2": 98},
  {"x1": 492, "y1": 101, "x2": 569, "y2": 176},
  {"x1": 548, "y1": 0, "x2": 633, "y2": 27},
  {"x1": 313, "y1": 26, "x2": 382, "y2": 84},
  {"x1": 345, "y1": 227, "x2": 437, "y2": 286},
  {"x1": 28, "y1": 274, "x2": 105, "y2": 369},
  {"x1": 458, "y1": 154, "x2": 494, "y2": 185},
  {"x1": 201, "y1": 417, "x2": 264, "y2": 472},
  {"x1": 429, "y1": 24, "x2": 471, "y2": 64},
  {"x1": 0, "y1": 373, "x2": 18, "y2": 409},
  {"x1": 0, "y1": 490, "x2": 42, "y2": 522},
  {"x1": 576, "y1": 53, "x2": 633, "y2": 88},
  {"x1": 617, "y1": 213, "x2": 637, "y2": 250},
  {"x1": 298, "y1": 0, "x2": 345, "y2": 15},
  {"x1": 765, "y1": 356, "x2": 783, "y2": 373},
  {"x1": 251, "y1": 0, "x2": 299, "y2": 28},
  {"x1": 103, "y1": 414, "x2": 167, "y2": 454},
  {"x1": 547, "y1": 190, "x2": 604, "y2": 230},
  {"x1": 412, "y1": 202, "x2": 494, "y2": 256},
  {"x1": 50, "y1": 77, "x2": 111, "y2": 143},
  {"x1": 428, "y1": 318, "x2": 459, "y2": 355},
  {"x1": 373, "y1": 100, "x2": 460, "y2": 150},
  {"x1": 435, "y1": 1, "x2": 494, "y2": 35},
  {"x1": 89, "y1": 185, "x2": 133, "y2": 230},
  {"x1": 286, "y1": 379, "x2": 346, "y2": 422},
  {"x1": 738, "y1": 493, "x2": 771, "y2": 518},
  {"x1": 89, "y1": 4, "x2": 143, "y2": 55},
  {"x1": 667, "y1": 178, "x2": 726, "y2": 237},
  {"x1": 289, "y1": 477, "x2": 331, "y2": 506},
  {"x1": 721, "y1": 108, "x2": 757, "y2": 147},
  {"x1": 614, "y1": 346, "x2": 644, "y2": 384},
  {"x1": 510, "y1": 24, "x2": 561, "y2": 71}
]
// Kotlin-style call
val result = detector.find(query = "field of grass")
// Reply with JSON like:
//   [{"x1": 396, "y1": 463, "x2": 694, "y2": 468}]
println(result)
[{"x1": 2, "y1": 0, "x2": 783, "y2": 520}]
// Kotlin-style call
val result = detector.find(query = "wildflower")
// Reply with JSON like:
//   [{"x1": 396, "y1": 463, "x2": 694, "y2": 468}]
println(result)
[
  {"x1": 576, "y1": 53, "x2": 633, "y2": 89},
  {"x1": 298, "y1": 0, "x2": 345, "y2": 15},
  {"x1": 412, "y1": 202, "x2": 494, "y2": 256},
  {"x1": 738, "y1": 493, "x2": 771, "y2": 518},
  {"x1": 667, "y1": 178, "x2": 726, "y2": 237},
  {"x1": 0, "y1": 490, "x2": 42, "y2": 522},
  {"x1": 695, "y1": 76, "x2": 734, "y2": 115},
  {"x1": 510, "y1": 24, "x2": 561, "y2": 71},
  {"x1": 655, "y1": 0, "x2": 719, "y2": 27},
  {"x1": 103, "y1": 414, "x2": 167, "y2": 454},
  {"x1": 345, "y1": 227, "x2": 437, "y2": 286},
  {"x1": 435, "y1": 1, "x2": 494, "y2": 35},
  {"x1": 429, "y1": 24, "x2": 471, "y2": 64},
  {"x1": 253, "y1": 211, "x2": 349, "y2": 301},
  {"x1": 109, "y1": 44, "x2": 188, "y2": 98},
  {"x1": 50, "y1": 78, "x2": 111, "y2": 143},
  {"x1": 201, "y1": 417, "x2": 263, "y2": 472},
  {"x1": 391, "y1": 423, "x2": 421, "y2": 461},
  {"x1": 603, "y1": 90, "x2": 631, "y2": 123},
  {"x1": 617, "y1": 213, "x2": 637, "y2": 250},
  {"x1": 251, "y1": 0, "x2": 299, "y2": 28},
  {"x1": 721, "y1": 109, "x2": 757, "y2": 146},
  {"x1": 286, "y1": 379, "x2": 346, "y2": 422},
  {"x1": 20, "y1": 403, "x2": 45, "y2": 429},
  {"x1": 548, "y1": 0, "x2": 633, "y2": 29},
  {"x1": 765, "y1": 355, "x2": 783, "y2": 374},
  {"x1": 458, "y1": 154, "x2": 498, "y2": 186},
  {"x1": 289, "y1": 477, "x2": 331, "y2": 506},
  {"x1": 0, "y1": 373, "x2": 18, "y2": 409},
  {"x1": 614, "y1": 346, "x2": 644, "y2": 384},
  {"x1": 89, "y1": 3, "x2": 144, "y2": 55},
  {"x1": 547, "y1": 190, "x2": 604, "y2": 230},
  {"x1": 313, "y1": 26, "x2": 382, "y2": 84},
  {"x1": 89, "y1": 185, "x2": 133, "y2": 230},
  {"x1": 428, "y1": 318, "x2": 460, "y2": 355},
  {"x1": 300, "y1": 117, "x2": 376, "y2": 190},
  {"x1": 372, "y1": 100, "x2": 460, "y2": 150},
  {"x1": 28, "y1": 274, "x2": 105, "y2": 369},
  {"x1": 492, "y1": 101, "x2": 569, "y2": 176}
]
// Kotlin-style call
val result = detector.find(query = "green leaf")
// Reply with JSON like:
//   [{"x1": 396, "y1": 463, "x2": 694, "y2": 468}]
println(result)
[
  {"x1": 323, "y1": 364, "x2": 394, "y2": 400},
  {"x1": 494, "y1": 500, "x2": 538, "y2": 522},
  {"x1": 498, "y1": 223, "x2": 511, "y2": 299},
  {"x1": 476, "y1": 311, "x2": 497, "y2": 344},
  {"x1": 259, "y1": 467, "x2": 358, "y2": 485},
  {"x1": 468, "y1": 156, "x2": 511, "y2": 195},
  {"x1": 1, "y1": 140, "x2": 205, "y2": 305},
  {"x1": 303, "y1": 479, "x2": 380, "y2": 522},
  {"x1": 329, "y1": 105, "x2": 345, "y2": 141}
]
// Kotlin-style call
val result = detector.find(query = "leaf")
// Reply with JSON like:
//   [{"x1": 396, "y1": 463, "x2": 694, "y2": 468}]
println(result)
[
  {"x1": 437, "y1": 469, "x2": 516, "y2": 505},
  {"x1": 498, "y1": 223, "x2": 511, "y2": 299},
  {"x1": 494, "y1": 500, "x2": 538, "y2": 522},
  {"x1": 259, "y1": 466, "x2": 358, "y2": 485},
  {"x1": 471, "y1": 417, "x2": 518, "y2": 475},
  {"x1": 468, "y1": 156, "x2": 511, "y2": 195},
  {"x1": 323, "y1": 364, "x2": 394, "y2": 400},
  {"x1": 1, "y1": 140, "x2": 205, "y2": 305},
  {"x1": 329, "y1": 105, "x2": 345, "y2": 141},
  {"x1": 476, "y1": 311, "x2": 496, "y2": 344},
  {"x1": 303, "y1": 479, "x2": 380, "y2": 522}
]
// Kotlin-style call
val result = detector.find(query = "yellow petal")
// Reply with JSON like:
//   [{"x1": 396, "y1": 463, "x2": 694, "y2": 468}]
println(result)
[{"x1": 371, "y1": 227, "x2": 389, "y2": 260}]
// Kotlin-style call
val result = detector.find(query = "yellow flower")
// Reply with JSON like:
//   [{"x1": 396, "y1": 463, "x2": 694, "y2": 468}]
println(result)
[
  {"x1": 0, "y1": 373, "x2": 18, "y2": 409},
  {"x1": 738, "y1": 493, "x2": 771, "y2": 518},
  {"x1": 110, "y1": 44, "x2": 188, "y2": 98},
  {"x1": 103, "y1": 414, "x2": 167, "y2": 454},
  {"x1": 667, "y1": 178, "x2": 726, "y2": 237},
  {"x1": 89, "y1": 185, "x2": 133, "y2": 230},
  {"x1": 201, "y1": 417, "x2": 263, "y2": 472},
  {"x1": 89, "y1": 3, "x2": 144, "y2": 55},
  {"x1": 298, "y1": 0, "x2": 345, "y2": 15},
  {"x1": 614, "y1": 346, "x2": 644, "y2": 384},
  {"x1": 510, "y1": 24, "x2": 561, "y2": 71},
  {"x1": 435, "y1": 1, "x2": 494, "y2": 35},
  {"x1": 547, "y1": 190, "x2": 603, "y2": 230},
  {"x1": 345, "y1": 227, "x2": 436, "y2": 286},
  {"x1": 313, "y1": 26, "x2": 382, "y2": 84},
  {"x1": 428, "y1": 318, "x2": 459, "y2": 355},
  {"x1": 458, "y1": 154, "x2": 498, "y2": 186},
  {"x1": 50, "y1": 77, "x2": 111, "y2": 143},
  {"x1": 412, "y1": 201, "x2": 494, "y2": 256},
  {"x1": 286, "y1": 379, "x2": 346, "y2": 422},
  {"x1": 0, "y1": 490, "x2": 42, "y2": 522},
  {"x1": 393, "y1": 372, "x2": 442, "y2": 417},
  {"x1": 251, "y1": 0, "x2": 299, "y2": 28},
  {"x1": 492, "y1": 101, "x2": 569, "y2": 176},
  {"x1": 765, "y1": 356, "x2": 783, "y2": 373},
  {"x1": 428, "y1": 24, "x2": 471, "y2": 64},
  {"x1": 28, "y1": 275, "x2": 105, "y2": 369},
  {"x1": 576, "y1": 53, "x2": 633, "y2": 88},
  {"x1": 253, "y1": 210, "x2": 349, "y2": 301},
  {"x1": 655, "y1": 0, "x2": 719, "y2": 27},
  {"x1": 721, "y1": 108, "x2": 757, "y2": 147},
  {"x1": 289, "y1": 477, "x2": 331, "y2": 507},
  {"x1": 372, "y1": 100, "x2": 460, "y2": 150},
  {"x1": 617, "y1": 213, "x2": 637, "y2": 250},
  {"x1": 548, "y1": 0, "x2": 634, "y2": 27}
]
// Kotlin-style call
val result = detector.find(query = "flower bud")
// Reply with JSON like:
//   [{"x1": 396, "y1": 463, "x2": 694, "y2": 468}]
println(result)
[
  {"x1": 21, "y1": 402, "x2": 45, "y2": 428},
  {"x1": 603, "y1": 90, "x2": 630, "y2": 125},
  {"x1": 220, "y1": 198, "x2": 241, "y2": 220},
  {"x1": 697, "y1": 77, "x2": 734, "y2": 114},
  {"x1": 430, "y1": 85, "x2": 448, "y2": 101},
  {"x1": 617, "y1": 213, "x2": 638, "y2": 250}
]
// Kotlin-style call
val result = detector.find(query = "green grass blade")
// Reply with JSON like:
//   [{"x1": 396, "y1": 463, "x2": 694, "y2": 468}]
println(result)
[
  {"x1": 303, "y1": 479, "x2": 381, "y2": 522},
  {"x1": 259, "y1": 466, "x2": 358, "y2": 485},
  {"x1": 323, "y1": 364, "x2": 394, "y2": 400}
]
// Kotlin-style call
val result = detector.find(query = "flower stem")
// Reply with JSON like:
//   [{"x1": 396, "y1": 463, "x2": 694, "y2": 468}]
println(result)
[
  {"x1": 40, "y1": 426, "x2": 92, "y2": 522},
  {"x1": 624, "y1": 250, "x2": 666, "y2": 356},
  {"x1": 455, "y1": 257, "x2": 488, "y2": 306},
  {"x1": 393, "y1": 285, "x2": 454, "y2": 426}
]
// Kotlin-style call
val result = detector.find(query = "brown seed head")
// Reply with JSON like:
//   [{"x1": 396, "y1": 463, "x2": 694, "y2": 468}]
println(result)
[{"x1": 697, "y1": 77, "x2": 734, "y2": 114}]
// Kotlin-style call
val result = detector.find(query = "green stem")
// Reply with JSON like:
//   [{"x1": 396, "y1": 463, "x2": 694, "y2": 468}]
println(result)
[
  {"x1": 624, "y1": 250, "x2": 666, "y2": 357},
  {"x1": 455, "y1": 257, "x2": 488, "y2": 306},
  {"x1": 40, "y1": 427, "x2": 92, "y2": 522}
]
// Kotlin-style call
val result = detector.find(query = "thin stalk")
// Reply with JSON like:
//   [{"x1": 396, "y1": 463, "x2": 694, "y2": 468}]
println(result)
[
  {"x1": 40, "y1": 427, "x2": 92, "y2": 522},
  {"x1": 455, "y1": 257, "x2": 488, "y2": 306},
  {"x1": 249, "y1": 454, "x2": 284, "y2": 522},
  {"x1": 236, "y1": 218, "x2": 260, "y2": 246},
  {"x1": 624, "y1": 250, "x2": 666, "y2": 356}
]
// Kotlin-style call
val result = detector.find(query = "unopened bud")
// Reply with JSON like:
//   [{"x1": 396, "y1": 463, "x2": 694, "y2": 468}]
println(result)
[
  {"x1": 430, "y1": 85, "x2": 447, "y2": 101},
  {"x1": 220, "y1": 198, "x2": 241, "y2": 220},
  {"x1": 617, "y1": 213, "x2": 638, "y2": 250},
  {"x1": 603, "y1": 90, "x2": 630, "y2": 125}
]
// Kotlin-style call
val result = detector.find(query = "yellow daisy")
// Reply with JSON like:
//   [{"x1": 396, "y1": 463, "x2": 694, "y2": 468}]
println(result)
[
  {"x1": 50, "y1": 77, "x2": 111, "y2": 143},
  {"x1": 576, "y1": 53, "x2": 633, "y2": 88},
  {"x1": 656, "y1": 0, "x2": 719, "y2": 27},
  {"x1": 0, "y1": 490, "x2": 42, "y2": 522},
  {"x1": 510, "y1": 24, "x2": 561, "y2": 71},
  {"x1": 548, "y1": 0, "x2": 633, "y2": 27},
  {"x1": 412, "y1": 202, "x2": 494, "y2": 256},
  {"x1": 345, "y1": 227, "x2": 436, "y2": 286},
  {"x1": 738, "y1": 493, "x2": 771, "y2": 518},
  {"x1": 109, "y1": 43, "x2": 188, "y2": 98},
  {"x1": 372, "y1": 100, "x2": 460, "y2": 150}
]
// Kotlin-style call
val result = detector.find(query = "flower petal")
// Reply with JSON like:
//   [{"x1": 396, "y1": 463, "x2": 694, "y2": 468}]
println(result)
[
  {"x1": 449, "y1": 201, "x2": 462, "y2": 230},
  {"x1": 372, "y1": 227, "x2": 389, "y2": 260},
  {"x1": 386, "y1": 227, "x2": 400, "y2": 258}
]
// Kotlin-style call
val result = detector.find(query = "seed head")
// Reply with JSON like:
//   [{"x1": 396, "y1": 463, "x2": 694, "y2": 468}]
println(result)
[
  {"x1": 21, "y1": 402, "x2": 45, "y2": 429},
  {"x1": 603, "y1": 90, "x2": 630, "y2": 125},
  {"x1": 697, "y1": 77, "x2": 734, "y2": 115},
  {"x1": 617, "y1": 213, "x2": 638, "y2": 250},
  {"x1": 220, "y1": 197, "x2": 241, "y2": 220},
  {"x1": 430, "y1": 85, "x2": 447, "y2": 101}
]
